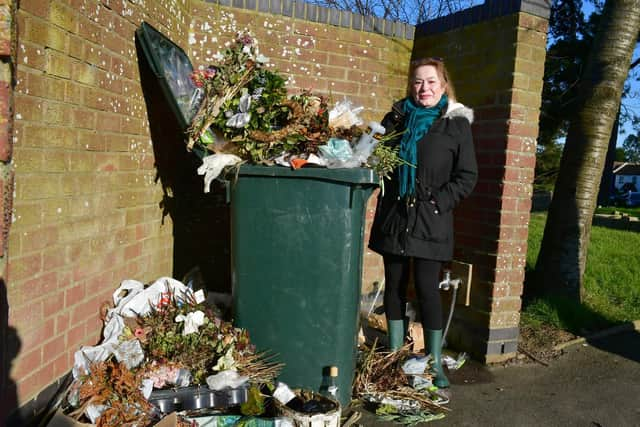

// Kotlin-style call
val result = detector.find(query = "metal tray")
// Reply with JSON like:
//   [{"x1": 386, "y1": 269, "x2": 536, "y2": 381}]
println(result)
[{"x1": 148, "y1": 385, "x2": 248, "y2": 413}]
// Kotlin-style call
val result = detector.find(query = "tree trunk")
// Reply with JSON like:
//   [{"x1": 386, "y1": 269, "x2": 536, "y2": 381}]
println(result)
[
  {"x1": 596, "y1": 106, "x2": 619, "y2": 207},
  {"x1": 535, "y1": 0, "x2": 640, "y2": 301}
]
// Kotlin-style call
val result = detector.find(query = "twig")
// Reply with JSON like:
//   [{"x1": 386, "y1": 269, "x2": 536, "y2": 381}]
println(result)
[{"x1": 518, "y1": 345, "x2": 549, "y2": 366}]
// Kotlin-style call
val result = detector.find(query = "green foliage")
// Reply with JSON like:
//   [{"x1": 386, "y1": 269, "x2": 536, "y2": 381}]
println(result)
[
  {"x1": 240, "y1": 385, "x2": 266, "y2": 416},
  {"x1": 369, "y1": 130, "x2": 409, "y2": 181},
  {"x1": 211, "y1": 68, "x2": 301, "y2": 162},
  {"x1": 622, "y1": 133, "x2": 640, "y2": 161},
  {"x1": 138, "y1": 294, "x2": 254, "y2": 384},
  {"x1": 534, "y1": 142, "x2": 563, "y2": 191},
  {"x1": 538, "y1": 1, "x2": 597, "y2": 147},
  {"x1": 539, "y1": 1, "x2": 640, "y2": 159},
  {"x1": 524, "y1": 212, "x2": 640, "y2": 333}
]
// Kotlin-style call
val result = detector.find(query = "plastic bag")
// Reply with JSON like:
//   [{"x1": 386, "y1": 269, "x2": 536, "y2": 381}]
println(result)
[
  {"x1": 317, "y1": 138, "x2": 360, "y2": 168},
  {"x1": 272, "y1": 382, "x2": 296, "y2": 405},
  {"x1": 328, "y1": 98, "x2": 364, "y2": 128},
  {"x1": 72, "y1": 277, "x2": 196, "y2": 378},
  {"x1": 206, "y1": 370, "x2": 249, "y2": 391},
  {"x1": 351, "y1": 122, "x2": 386, "y2": 164},
  {"x1": 197, "y1": 153, "x2": 243, "y2": 193}
]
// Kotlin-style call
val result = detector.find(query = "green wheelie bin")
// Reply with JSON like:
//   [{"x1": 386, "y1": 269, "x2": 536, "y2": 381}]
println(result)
[{"x1": 231, "y1": 165, "x2": 377, "y2": 407}]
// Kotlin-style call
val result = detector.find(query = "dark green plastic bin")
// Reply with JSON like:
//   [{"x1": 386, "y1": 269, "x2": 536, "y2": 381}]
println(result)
[{"x1": 231, "y1": 165, "x2": 377, "y2": 407}]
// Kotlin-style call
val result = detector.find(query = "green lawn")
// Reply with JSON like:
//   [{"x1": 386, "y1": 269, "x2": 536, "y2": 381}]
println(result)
[
  {"x1": 594, "y1": 206, "x2": 640, "y2": 217},
  {"x1": 522, "y1": 212, "x2": 640, "y2": 334}
]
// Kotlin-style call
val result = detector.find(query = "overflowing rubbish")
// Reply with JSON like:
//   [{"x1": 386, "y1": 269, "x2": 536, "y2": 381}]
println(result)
[
  {"x1": 47, "y1": 273, "x2": 472, "y2": 427},
  {"x1": 318, "y1": 138, "x2": 357, "y2": 168},
  {"x1": 328, "y1": 98, "x2": 364, "y2": 129},
  {"x1": 197, "y1": 153, "x2": 243, "y2": 192},
  {"x1": 354, "y1": 273, "x2": 472, "y2": 424},
  {"x1": 54, "y1": 277, "x2": 288, "y2": 426},
  {"x1": 353, "y1": 341, "x2": 447, "y2": 409},
  {"x1": 179, "y1": 28, "x2": 404, "y2": 190},
  {"x1": 443, "y1": 352, "x2": 468, "y2": 371},
  {"x1": 274, "y1": 390, "x2": 341, "y2": 427}
]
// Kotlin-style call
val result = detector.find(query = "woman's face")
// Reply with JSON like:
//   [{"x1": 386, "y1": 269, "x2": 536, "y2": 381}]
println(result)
[{"x1": 411, "y1": 65, "x2": 446, "y2": 108}]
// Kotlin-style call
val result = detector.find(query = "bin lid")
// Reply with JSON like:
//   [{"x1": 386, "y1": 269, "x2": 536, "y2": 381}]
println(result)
[
  {"x1": 136, "y1": 22, "x2": 198, "y2": 132},
  {"x1": 236, "y1": 165, "x2": 379, "y2": 185}
]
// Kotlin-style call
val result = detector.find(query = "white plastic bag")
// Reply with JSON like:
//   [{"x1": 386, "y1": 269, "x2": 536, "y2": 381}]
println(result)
[
  {"x1": 206, "y1": 370, "x2": 249, "y2": 391},
  {"x1": 328, "y1": 98, "x2": 364, "y2": 128},
  {"x1": 197, "y1": 153, "x2": 243, "y2": 193}
]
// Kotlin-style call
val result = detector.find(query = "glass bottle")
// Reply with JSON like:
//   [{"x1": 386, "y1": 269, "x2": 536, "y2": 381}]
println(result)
[{"x1": 319, "y1": 366, "x2": 338, "y2": 399}]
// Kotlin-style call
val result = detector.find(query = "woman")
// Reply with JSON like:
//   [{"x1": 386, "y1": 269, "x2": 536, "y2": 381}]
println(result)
[{"x1": 369, "y1": 58, "x2": 477, "y2": 388}]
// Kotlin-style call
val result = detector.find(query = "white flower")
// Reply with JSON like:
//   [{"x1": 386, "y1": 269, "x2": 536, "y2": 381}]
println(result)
[
  {"x1": 256, "y1": 53, "x2": 269, "y2": 63},
  {"x1": 213, "y1": 346, "x2": 237, "y2": 371}
]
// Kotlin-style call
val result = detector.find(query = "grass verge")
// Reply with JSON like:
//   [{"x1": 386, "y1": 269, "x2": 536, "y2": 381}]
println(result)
[
  {"x1": 522, "y1": 212, "x2": 640, "y2": 336},
  {"x1": 594, "y1": 206, "x2": 640, "y2": 217}
]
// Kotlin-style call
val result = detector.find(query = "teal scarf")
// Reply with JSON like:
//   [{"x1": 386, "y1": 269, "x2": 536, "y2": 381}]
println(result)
[{"x1": 398, "y1": 95, "x2": 448, "y2": 198}]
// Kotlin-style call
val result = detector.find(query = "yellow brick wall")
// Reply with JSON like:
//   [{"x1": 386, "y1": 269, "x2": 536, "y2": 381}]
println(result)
[{"x1": 7, "y1": 0, "x2": 191, "y2": 406}]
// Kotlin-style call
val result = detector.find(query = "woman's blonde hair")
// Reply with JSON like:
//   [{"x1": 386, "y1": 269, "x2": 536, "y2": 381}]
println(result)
[{"x1": 407, "y1": 57, "x2": 457, "y2": 103}]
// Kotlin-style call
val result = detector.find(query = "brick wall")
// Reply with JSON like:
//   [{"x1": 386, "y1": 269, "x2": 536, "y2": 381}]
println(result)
[
  {"x1": 6, "y1": 0, "x2": 193, "y2": 412},
  {"x1": 188, "y1": 2, "x2": 412, "y2": 125},
  {"x1": 0, "y1": 0, "x2": 16, "y2": 422},
  {"x1": 1, "y1": 0, "x2": 549, "y2": 416}
]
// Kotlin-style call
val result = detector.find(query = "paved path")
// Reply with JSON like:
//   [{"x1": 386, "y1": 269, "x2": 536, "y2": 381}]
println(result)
[{"x1": 353, "y1": 329, "x2": 640, "y2": 426}]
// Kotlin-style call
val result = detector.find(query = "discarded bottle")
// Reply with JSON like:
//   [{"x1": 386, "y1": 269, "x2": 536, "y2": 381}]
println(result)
[{"x1": 319, "y1": 366, "x2": 339, "y2": 399}]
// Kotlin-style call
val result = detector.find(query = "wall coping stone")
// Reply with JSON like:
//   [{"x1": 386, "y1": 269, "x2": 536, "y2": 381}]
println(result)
[
  {"x1": 416, "y1": 0, "x2": 550, "y2": 37},
  {"x1": 204, "y1": 0, "x2": 416, "y2": 39},
  {"x1": 204, "y1": 0, "x2": 549, "y2": 40}
]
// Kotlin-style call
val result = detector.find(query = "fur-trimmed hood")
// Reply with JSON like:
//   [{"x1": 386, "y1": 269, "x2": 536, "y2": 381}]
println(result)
[
  {"x1": 390, "y1": 98, "x2": 474, "y2": 124},
  {"x1": 444, "y1": 101, "x2": 474, "y2": 123}
]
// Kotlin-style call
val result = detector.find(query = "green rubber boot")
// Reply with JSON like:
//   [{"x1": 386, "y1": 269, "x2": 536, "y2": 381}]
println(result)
[
  {"x1": 425, "y1": 329, "x2": 449, "y2": 388},
  {"x1": 388, "y1": 319, "x2": 405, "y2": 351}
]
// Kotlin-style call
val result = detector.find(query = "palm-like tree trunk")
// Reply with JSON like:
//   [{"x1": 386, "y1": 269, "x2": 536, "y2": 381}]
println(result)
[{"x1": 535, "y1": 0, "x2": 640, "y2": 301}]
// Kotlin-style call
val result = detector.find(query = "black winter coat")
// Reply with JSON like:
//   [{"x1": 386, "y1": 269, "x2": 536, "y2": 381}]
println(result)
[{"x1": 368, "y1": 99, "x2": 478, "y2": 261}]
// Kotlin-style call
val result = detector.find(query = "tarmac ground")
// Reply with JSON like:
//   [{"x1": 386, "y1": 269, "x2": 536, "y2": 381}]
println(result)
[{"x1": 351, "y1": 328, "x2": 640, "y2": 426}]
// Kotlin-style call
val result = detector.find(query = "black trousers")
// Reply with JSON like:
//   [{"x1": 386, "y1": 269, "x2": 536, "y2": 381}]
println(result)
[{"x1": 383, "y1": 254, "x2": 443, "y2": 330}]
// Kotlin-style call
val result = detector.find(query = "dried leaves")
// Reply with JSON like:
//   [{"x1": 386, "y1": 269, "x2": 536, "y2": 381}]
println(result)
[
  {"x1": 68, "y1": 360, "x2": 157, "y2": 427},
  {"x1": 353, "y1": 340, "x2": 448, "y2": 415}
]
